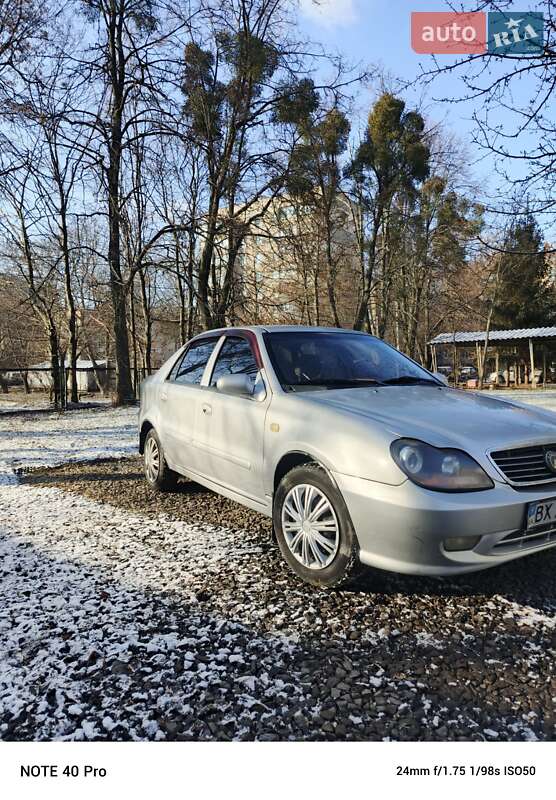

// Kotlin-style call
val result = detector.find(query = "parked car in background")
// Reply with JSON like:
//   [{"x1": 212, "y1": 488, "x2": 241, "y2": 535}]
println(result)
[
  {"x1": 139, "y1": 326, "x2": 556, "y2": 587},
  {"x1": 458, "y1": 366, "x2": 477, "y2": 383},
  {"x1": 487, "y1": 369, "x2": 544, "y2": 386},
  {"x1": 487, "y1": 371, "x2": 507, "y2": 385},
  {"x1": 435, "y1": 365, "x2": 454, "y2": 384}
]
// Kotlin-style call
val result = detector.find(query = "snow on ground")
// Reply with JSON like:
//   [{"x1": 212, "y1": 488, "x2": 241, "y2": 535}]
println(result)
[
  {"x1": 0, "y1": 392, "x2": 115, "y2": 414},
  {"x1": 1, "y1": 477, "x2": 553, "y2": 741},
  {"x1": 0, "y1": 402, "x2": 555, "y2": 741},
  {"x1": 488, "y1": 389, "x2": 556, "y2": 412},
  {"x1": 0, "y1": 397, "x2": 51, "y2": 412},
  {"x1": 495, "y1": 596, "x2": 556, "y2": 629},
  {"x1": 0, "y1": 483, "x2": 299, "y2": 740},
  {"x1": 0, "y1": 406, "x2": 137, "y2": 476}
]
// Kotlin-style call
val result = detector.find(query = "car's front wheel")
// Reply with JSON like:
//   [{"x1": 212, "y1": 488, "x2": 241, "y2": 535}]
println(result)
[
  {"x1": 273, "y1": 463, "x2": 363, "y2": 588},
  {"x1": 143, "y1": 429, "x2": 180, "y2": 492}
]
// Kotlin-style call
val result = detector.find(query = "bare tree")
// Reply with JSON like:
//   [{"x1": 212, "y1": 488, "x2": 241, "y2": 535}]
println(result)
[
  {"x1": 180, "y1": 0, "x2": 356, "y2": 328},
  {"x1": 8, "y1": 43, "x2": 93, "y2": 402},
  {"x1": 59, "y1": 0, "x2": 183, "y2": 403},
  {"x1": 0, "y1": 0, "x2": 42, "y2": 88},
  {"x1": 414, "y1": 1, "x2": 556, "y2": 224},
  {"x1": 0, "y1": 153, "x2": 66, "y2": 406}
]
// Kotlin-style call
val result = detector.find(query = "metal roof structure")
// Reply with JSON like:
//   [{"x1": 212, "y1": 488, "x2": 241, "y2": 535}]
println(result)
[{"x1": 429, "y1": 327, "x2": 556, "y2": 346}]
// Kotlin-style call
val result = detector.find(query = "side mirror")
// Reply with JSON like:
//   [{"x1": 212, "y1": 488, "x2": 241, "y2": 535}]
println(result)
[
  {"x1": 216, "y1": 373, "x2": 254, "y2": 397},
  {"x1": 433, "y1": 372, "x2": 449, "y2": 386}
]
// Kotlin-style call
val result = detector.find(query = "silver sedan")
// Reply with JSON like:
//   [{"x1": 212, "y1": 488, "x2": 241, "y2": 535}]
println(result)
[{"x1": 139, "y1": 326, "x2": 556, "y2": 587}]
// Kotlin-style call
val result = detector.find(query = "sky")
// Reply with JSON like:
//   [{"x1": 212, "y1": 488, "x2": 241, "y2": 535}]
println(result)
[
  {"x1": 296, "y1": 0, "x2": 488, "y2": 112},
  {"x1": 295, "y1": 0, "x2": 552, "y2": 233}
]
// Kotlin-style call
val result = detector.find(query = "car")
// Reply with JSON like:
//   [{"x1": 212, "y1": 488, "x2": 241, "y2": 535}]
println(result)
[
  {"x1": 458, "y1": 366, "x2": 477, "y2": 382},
  {"x1": 139, "y1": 325, "x2": 556, "y2": 587}
]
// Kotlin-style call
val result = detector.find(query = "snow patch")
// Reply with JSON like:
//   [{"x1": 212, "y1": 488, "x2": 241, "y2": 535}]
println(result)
[
  {"x1": 0, "y1": 406, "x2": 137, "y2": 475},
  {"x1": 494, "y1": 597, "x2": 555, "y2": 630}
]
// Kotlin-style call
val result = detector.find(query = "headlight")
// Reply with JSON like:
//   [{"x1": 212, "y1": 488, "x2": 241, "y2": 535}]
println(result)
[{"x1": 390, "y1": 439, "x2": 494, "y2": 492}]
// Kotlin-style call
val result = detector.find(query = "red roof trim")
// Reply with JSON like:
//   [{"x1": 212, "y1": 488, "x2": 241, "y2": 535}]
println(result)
[
  {"x1": 189, "y1": 329, "x2": 263, "y2": 369},
  {"x1": 238, "y1": 329, "x2": 263, "y2": 369}
]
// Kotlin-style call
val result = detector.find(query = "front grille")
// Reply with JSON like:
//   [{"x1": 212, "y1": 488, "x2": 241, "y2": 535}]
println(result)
[
  {"x1": 490, "y1": 445, "x2": 556, "y2": 486},
  {"x1": 493, "y1": 522, "x2": 556, "y2": 552}
]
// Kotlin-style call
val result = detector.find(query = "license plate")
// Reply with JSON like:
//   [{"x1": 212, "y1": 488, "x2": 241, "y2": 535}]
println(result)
[{"x1": 527, "y1": 497, "x2": 556, "y2": 529}]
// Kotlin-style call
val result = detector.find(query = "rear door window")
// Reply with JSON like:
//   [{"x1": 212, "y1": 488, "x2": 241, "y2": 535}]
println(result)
[{"x1": 168, "y1": 339, "x2": 219, "y2": 385}]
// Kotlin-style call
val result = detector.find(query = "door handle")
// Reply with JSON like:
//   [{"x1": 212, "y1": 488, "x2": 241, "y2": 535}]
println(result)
[
  {"x1": 160, "y1": 392, "x2": 168, "y2": 402},
  {"x1": 201, "y1": 403, "x2": 212, "y2": 416}
]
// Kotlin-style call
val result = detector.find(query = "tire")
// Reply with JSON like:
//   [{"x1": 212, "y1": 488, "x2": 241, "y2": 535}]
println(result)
[
  {"x1": 143, "y1": 429, "x2": 180, "y2": 492},
  {"x1": 273, "y1": 463, "x2": 363, "y2": 588}
]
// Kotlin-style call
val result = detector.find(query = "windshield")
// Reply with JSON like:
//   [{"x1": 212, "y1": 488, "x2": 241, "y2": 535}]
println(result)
[{"x1": 263, "y1": 331, "x2": 439, "y2": 391}]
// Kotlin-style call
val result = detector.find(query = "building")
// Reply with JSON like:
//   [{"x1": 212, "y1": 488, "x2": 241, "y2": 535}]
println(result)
[
  {"x1": 26, "y1": 359, "x2": 111, "y2": 394},
  {"x1": 212, "y1": 194, "x2": 362, "y2": 327}
]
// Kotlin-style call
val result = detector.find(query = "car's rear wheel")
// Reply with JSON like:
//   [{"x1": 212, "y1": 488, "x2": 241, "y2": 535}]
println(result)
[
  {"x1": 273, "y1": 463, "x2": 363, "y2": 588},
  {"x1": 144, "y1": 429, "x2": 180, "y2": 492}
]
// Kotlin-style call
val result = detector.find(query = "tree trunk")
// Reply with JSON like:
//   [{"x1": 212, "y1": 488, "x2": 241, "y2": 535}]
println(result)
[
  {"x1": 177, "y1": 272, "x2": 187, "y2": 344},
  {"x1": 129, "y1": 275, "x2": 138, "y2": 393},
  {"x1": 60, "y1": 208, "x2": 78, "y2": 403},
  {"x1": 139, "y1": 267, "x2": 153, "y2": 374},
  {"x1": 105, "y1": 5, "x2": 134, "y2": 404},
  {"x1": 107, "y1": 135, "x2": 133, "y2": 402},
  {"x1": 478, "y1": 255, "x2": 502, "y2": 390},
  {"x1": 407, "y1": 282, "x2": 424, "y2": 360},
  {"x1": 197, "y1": 205, "x2": 218, "y2": 329},
  {"x1": 323, "y1": 207, "x2": 341, "y2": 327},
  {"x1": 110, "y1": 275, "x2": 133, "y2": 400},
  {"x1": 313, "y1": 270, "x2": 320, "y2": 326},
  {"x1": 325, "y1": 258, "x2": 341, "y2": 327},
  {"x1": 48, "y1": 321, "x2": 61, "y2": 410},
  {"x1": 353, "y1": 214, "x2": 381, "y2": 330},
  {"x1": 173, "y1": 232, "x2": 186, "y2": 343}
]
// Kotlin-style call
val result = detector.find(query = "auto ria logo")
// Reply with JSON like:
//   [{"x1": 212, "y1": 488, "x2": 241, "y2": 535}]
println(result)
[{"x1": 411, "y1": 11, "x2": 544, "y2": 55}]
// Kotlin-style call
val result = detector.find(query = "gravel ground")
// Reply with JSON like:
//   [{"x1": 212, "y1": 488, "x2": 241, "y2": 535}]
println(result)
[{"x1": 1, "y1": 455, "x2": 553, "y2": 742}]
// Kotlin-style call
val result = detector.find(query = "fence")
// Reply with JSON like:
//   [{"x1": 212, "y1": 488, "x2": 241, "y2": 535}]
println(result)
[{"x1": 0, "y1": 364, "x2": 153, "y2": 409}]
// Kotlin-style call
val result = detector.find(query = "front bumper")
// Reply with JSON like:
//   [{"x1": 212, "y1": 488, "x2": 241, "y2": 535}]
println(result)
[{"x1": 333, "y1": 472, "x2": 556, "y2": 576}]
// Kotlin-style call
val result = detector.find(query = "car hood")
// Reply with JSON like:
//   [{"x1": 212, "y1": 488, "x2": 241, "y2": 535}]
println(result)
[{"x1": 299, "y1": 386, "x2": 556, "y2": 452}]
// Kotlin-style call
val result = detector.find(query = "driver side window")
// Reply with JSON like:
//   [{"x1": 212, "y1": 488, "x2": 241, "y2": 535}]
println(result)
[{"x1": 210, "y1": 337, "x2": 258, "y2": 387}]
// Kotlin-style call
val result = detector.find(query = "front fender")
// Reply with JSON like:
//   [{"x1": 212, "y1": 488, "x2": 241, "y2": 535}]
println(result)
[{"x1": 263, "y1": 396, "x2": 406, "y2": 494}]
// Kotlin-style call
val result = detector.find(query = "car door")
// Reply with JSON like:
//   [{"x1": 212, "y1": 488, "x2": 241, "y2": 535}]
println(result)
[
  {"x1": 159, "y1": 337, "x2": 221, "y2": 472},
  {"x1": 193, "y1": 335, "x2": 269, "y2": 504}
]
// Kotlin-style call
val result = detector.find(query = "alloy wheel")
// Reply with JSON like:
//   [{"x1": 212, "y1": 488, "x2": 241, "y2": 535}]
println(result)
[
  {"x1": 144, "y1": 436, "x2": 160, "y2": 483},
  {"x1": 281, "y1": 483, "x2": 340, "y2": 570}
]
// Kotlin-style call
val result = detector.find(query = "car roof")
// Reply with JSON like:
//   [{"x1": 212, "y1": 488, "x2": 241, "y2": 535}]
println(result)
[
  {"x1": 258, "y1": 325, "x2": 368, "y2": 334},
  {"x1": 195, "y1": 325, "x2": 371, "y2": 336}
]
